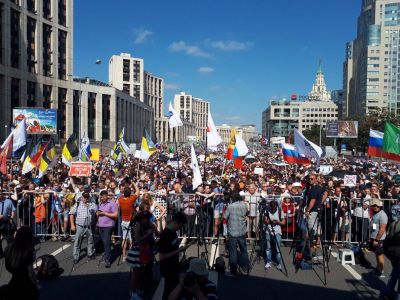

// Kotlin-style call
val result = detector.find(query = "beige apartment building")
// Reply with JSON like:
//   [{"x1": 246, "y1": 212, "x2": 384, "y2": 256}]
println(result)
[
  {"x1": 217, "y1": 124, "x2": 259, "y2": 144},
  {"x1": 174, "y1": 92, "x2": 209, "y2": 141}
]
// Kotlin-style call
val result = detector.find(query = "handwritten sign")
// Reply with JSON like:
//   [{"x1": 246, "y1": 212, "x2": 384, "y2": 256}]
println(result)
[
  {"x1": 344, "y1": 175, "x2": 357, "y2": 187},
  {"x1": 68, "y1": 162, "x2": 92, "y2": 177},
  {"x1": 254, "y1": 168, "x2": 264, "y2": 176}
]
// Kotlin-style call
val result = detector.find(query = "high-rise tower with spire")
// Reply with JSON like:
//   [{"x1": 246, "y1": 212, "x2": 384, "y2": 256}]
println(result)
[{"x1": 308, "y1": 61, "x2": 331, "y2": 101}]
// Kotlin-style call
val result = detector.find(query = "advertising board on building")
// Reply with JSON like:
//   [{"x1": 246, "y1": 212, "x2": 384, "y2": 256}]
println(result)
[
  {"x1": 13, "y1": 108, "x2": 57, "y2": 134},
  {"x1": 326, "y1": 121, "x2": 358, "y2": 138}
]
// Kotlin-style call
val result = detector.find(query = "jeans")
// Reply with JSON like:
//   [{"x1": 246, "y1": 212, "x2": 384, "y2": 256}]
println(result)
[
  {"x1": 35, "y1": 221, "x2": 45, "y2": 236},
  {"x1": 184, "y1": 214, "x2": 196, "y2": 237},
  {"x1": 386, "y1": 261, "x2": 400, "y2": 300},
  {"x1": 98, "y1": 226, "x2": 113, "y2": 263},
  {"x1": 264, "y1": 232, "x2": 282, "y2": 265},
  {"x1": 228, "y1": 235, "x2": 249, "y2": 274},
  {"x1": 73, "y1": 224, "x2": 95, "y2": 260}
]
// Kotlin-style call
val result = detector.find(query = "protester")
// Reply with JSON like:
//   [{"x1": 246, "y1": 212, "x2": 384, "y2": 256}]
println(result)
[
  {"x1": 118, "y1": 184, "x2": 139, "y2": 260},
  {"x1": 159, "y1": 212, "x2": 191, "y2": 300},
  {"x1": 0, "y1": 191, "x2": 15, "y2": 258},
  {"x1": 3, "y1": 226, "x2": 39, "y2": 300},
  {"x1": 97, "y1": 190, "x2": 118, "y2": 268}
]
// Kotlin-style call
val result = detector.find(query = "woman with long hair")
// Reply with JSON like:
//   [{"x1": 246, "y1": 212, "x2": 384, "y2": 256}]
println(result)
[{"x1": 2, "y1": 226, "x2": 39, "y2": 299}]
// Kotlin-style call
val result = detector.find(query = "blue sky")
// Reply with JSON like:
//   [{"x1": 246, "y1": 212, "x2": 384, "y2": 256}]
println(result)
[{"x1": 74, "y1": 0, "x2": 361, "y2": 131}]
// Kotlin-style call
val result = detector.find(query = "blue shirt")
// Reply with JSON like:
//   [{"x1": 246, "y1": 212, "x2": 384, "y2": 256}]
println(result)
[{"x1": 0, "y1": 198, "x2": 15, "y2": 220}]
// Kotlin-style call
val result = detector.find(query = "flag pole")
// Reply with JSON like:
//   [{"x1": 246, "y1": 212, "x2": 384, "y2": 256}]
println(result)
[
  {"x1": 174, "y1": 127, "x2": 181, "y2": 176},
  {"x1": 203, "y1": 123, "x2": 208, "y2": 186}
]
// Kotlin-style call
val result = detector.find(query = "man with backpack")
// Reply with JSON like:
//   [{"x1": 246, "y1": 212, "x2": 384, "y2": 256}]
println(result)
[
  {"x1": 69, "y1": 191, "x2": 98, "y2": 263},
  {"x1": 263, "y1": 199, "x2": 285, "y2": 271}
]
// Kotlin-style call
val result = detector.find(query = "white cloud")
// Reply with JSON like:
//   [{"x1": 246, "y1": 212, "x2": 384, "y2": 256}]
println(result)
[
  {"x1": 164, "y1": 83, "x2": 181, "y2": 91},
  {"x1": 169, "y1": 41, "x2": 210, "y2": 58},
  {"x1": 209, "y1": 40, "x2": 254, "y2": 51},
  {"x1": 134, "y1": 28, "x2": 153, "y2": 44},
  {"x1": 224, "y1": 115, "x2": 241, "y2": 121},
  {"x1": 198, "y1": 66, "x2": 214, "y2": 73}
]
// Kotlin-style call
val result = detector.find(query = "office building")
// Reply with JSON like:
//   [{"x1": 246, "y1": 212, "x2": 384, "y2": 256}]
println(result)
[
  {"x1": 262, "y1": 63, "x2": 338, "y2": 139},
  {"x1": 0, "y1": 0, "x2": 153, "y2": 143},
  {"x1": 331, "y1": 89, "x2": 345, "y2": 119},
  {"x1": 217, "y1": 124, "x2": 259, "y2": 144},
  {"x1": 344, "y1": 0, "x2": 400, "y2": 117}
]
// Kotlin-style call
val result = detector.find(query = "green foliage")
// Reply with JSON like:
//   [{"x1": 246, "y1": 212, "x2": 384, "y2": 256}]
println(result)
[{"x1": 303, "y1": 108, "x2": 399, "y2": 151}]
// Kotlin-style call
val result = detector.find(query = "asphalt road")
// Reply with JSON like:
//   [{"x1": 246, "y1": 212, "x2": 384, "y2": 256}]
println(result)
[{"x1": 0, "y1": 238, "x2": 392, "y2": 300}]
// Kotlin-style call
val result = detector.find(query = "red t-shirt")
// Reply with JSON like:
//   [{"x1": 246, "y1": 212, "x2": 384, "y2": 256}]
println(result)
[
  {"x1": 281, "y1": 202, "x2": 296, "y2": 233},
  {"x1": 118, "y1": 195, "x2": 138, "y2": 221}
]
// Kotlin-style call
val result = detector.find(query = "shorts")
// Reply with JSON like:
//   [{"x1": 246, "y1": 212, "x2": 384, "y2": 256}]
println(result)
[
  {"x1": 307, "y1": 212, "x2": 321, "y2": 236},
  {"x1": 369, "y1": 240, "x2": 384, "y2": 255},
  {"x1": 214, "y1": 202, "x2": 225, "y2": 219},
  {"x1": 121, "y1": 221, "x2": 132, "y2": 241}
]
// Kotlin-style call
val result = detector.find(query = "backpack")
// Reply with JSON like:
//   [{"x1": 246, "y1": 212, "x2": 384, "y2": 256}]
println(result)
[
  {"x1": 383, "y1": 221, "x2": 400, "y2": 261},
  {"x1": 36, "y1": 255, "x2": 62, "y2": 279}
]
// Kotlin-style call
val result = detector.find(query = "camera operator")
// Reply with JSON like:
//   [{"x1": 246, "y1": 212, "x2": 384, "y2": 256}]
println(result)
[
  {"x1": 0, "y1": 191, "x2": 15, "y2": 258},
  {"x1": 224, "y1": 193, "x2": 249, "y2": 276},
  {"x1": 305, "y1": 174, "x2": 326, "y2": 248},
  {"x1": 168, "y1": 258, "x2": 218, "y2": 300},
  {"x1": 263, "y1": 199, "x2": 285, "y2": 271}
]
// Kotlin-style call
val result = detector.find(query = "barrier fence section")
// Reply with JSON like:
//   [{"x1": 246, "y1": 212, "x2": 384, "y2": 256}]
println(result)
[{"x1": 3, "y1": 191, "x2": 398, "y2": 245}]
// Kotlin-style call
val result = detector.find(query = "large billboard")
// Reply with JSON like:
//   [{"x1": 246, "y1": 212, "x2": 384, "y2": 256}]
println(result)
[
  {"x1": 13, "y1": 108, "x2": 57, "y2": 134},
  {"x1": 326, "y1": 121, "x2": 358, "y2": 138}
]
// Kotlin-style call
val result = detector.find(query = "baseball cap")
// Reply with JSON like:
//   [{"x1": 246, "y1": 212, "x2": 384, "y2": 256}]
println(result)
[
  {"x1": 83, "y1": 185, "x2": 91, "y2": 192},
  {"x1": 371, "y1": 199, "x2": 383, "y2": 207}
]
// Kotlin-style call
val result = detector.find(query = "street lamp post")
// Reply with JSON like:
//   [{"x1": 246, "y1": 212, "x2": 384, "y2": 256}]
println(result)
[{"x1": 4, "y1": 125, "x2": 7, "y2": 139}]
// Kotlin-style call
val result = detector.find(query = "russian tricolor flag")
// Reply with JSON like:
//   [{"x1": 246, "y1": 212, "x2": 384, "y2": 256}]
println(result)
[
  {"x1": 281, "y1": 143, "x2": 310, "y2": 165},
  {"x1": 368, "y1": 129, "x2": 400, "y2": 161}
]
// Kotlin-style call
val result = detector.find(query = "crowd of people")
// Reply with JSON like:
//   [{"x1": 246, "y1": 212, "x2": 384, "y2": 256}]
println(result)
[{"x1": 0, "y1": 144, "x2": 399, "y2": 299}]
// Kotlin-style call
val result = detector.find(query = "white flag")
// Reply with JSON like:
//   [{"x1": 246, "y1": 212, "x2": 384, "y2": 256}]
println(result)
[
  {"x1": 79, "y1": 134, "x2": 91, "y2": 162},
  {"x1": 12, "y1": 118, "x2": 27, "y2": 152},
  {"x1": 207, "y1": 111, "x2": 222, "y2": 151},
  {"x1": 294, "y1": 128, "x2": 323, "y2": 163},
  {"x1": 168, "y1": 102, "x2": 183, "y2": 128},
  {"x1": 190, "y1": 144, "x2": 203, "y2": 189},
  {"x1": 233, "y1": 135, "x2": 249, "y2": 157}
]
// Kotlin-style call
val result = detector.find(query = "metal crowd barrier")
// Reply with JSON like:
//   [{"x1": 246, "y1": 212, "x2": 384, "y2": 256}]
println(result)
[{"x1": 3, "y1": 190, "x2": 398, "y2": 245}]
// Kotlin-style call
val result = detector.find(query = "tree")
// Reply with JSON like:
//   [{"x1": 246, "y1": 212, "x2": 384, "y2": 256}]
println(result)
[{"x1": 302, "y1": 124, "x2": 334, "y2": 147}]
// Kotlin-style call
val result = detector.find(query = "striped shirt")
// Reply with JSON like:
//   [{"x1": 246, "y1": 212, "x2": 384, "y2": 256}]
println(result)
[
  {"x1": 224, "y1": 201, "x2": 248, "y2": 237},
  {"x1": 69, "y1": 201, "x2": 98, "y2": 226}
]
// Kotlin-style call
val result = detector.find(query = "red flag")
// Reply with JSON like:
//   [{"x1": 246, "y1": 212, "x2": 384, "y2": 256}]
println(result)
[
  {"x1": 0, "y1": 136, "x2": 13, "y2": 175},
  {"x1": 234, "y1": 157, "x2": 243, "y2": 169}
]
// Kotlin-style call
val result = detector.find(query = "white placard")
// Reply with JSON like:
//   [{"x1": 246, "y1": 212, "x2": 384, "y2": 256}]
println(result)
[
  {"x1": 134, "y1": 150, "x2": 141, "y2": 159},
  {"x1": 319, "y1": 165, "x2": 333, "y2": 175},
  {"x1": 254, "y1": 167, "x2": 264, "y2": 176},
  {"x1": 344, "y1": 175, "x2": 357, "y2": 187}
]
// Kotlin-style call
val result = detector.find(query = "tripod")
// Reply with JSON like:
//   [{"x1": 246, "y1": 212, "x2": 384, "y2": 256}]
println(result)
[
  {"x1": 263, "y1": 204, "x2": 288, "y2": 276},
  {"x1": 249, "y1": 202, "x2": 265, "y2": 273}
]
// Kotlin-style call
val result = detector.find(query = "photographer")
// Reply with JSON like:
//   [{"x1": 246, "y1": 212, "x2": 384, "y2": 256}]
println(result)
[
  {"x1": 263, "y1": 199, "x2": 285, "y2": 271},
  {"x1": 0, "y1": 191, "x2": 15, "y2": 258},
  {"x1": 168, "y1": 258, "x2": 218, "y2": 300}
]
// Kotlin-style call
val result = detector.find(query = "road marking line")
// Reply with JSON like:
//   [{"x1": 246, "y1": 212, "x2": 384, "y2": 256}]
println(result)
[
  {"x1": 331, "y1": 252, "x2": 362, "y2": 280},
  {"x1": 152, "y1": 277, "x2": 165, "y2": 300},
  {"x1": 34, "y1": 244, "x2": 71, "y2": 268}
]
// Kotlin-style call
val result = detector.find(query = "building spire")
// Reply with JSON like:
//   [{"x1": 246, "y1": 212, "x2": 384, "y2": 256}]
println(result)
[
  {"x1": 308, "y1": 60, "x2": 331, "y2": 101},
  {"x1": 317, "y1": 59, "x2": 323, "y2": 74}
]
